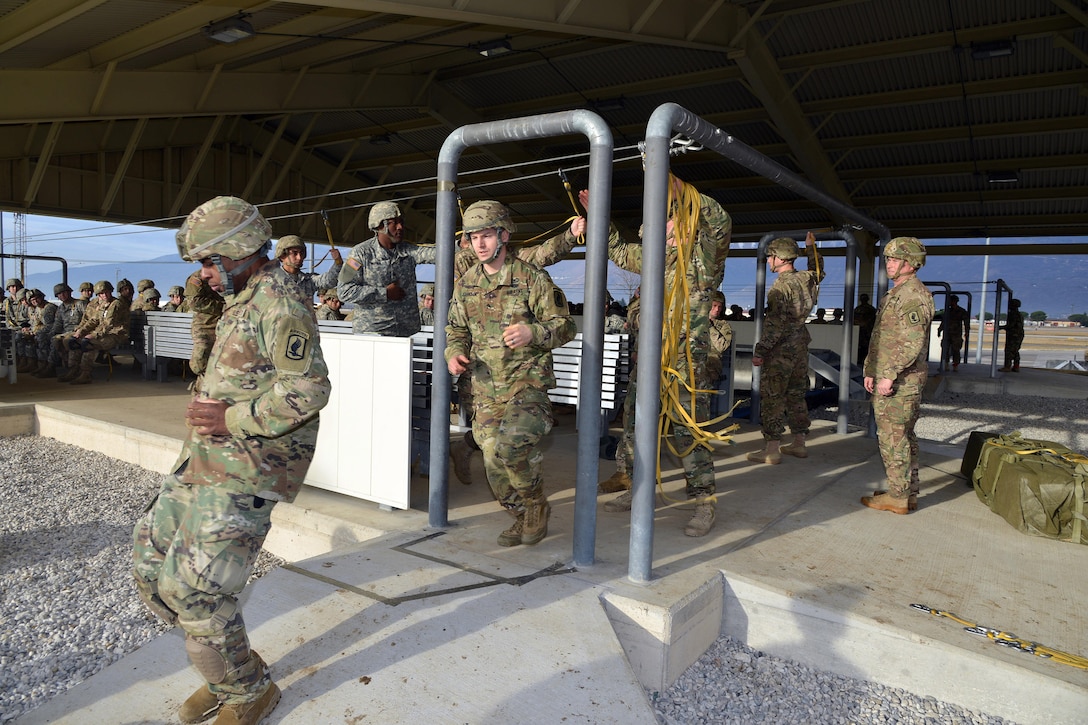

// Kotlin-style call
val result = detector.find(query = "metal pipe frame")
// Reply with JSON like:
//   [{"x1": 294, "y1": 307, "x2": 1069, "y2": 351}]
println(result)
[
  {"x1": 430, "y1": 111, "x2": 614, "y2": 568},
  {"x1": 634, "y1": 103, "x2": 890, "y2": 583},
  {"x1": 992, "y1": 279, "x2": 1015, "y2": 376},
  {"x1": 0, "y1": 253, "x2": 70, "y2": 289},
  {"x1": 750, "y1": 230, "x2": 859, "y2": 436}
]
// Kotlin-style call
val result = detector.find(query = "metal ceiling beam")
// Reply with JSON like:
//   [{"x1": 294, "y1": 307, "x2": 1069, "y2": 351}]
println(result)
[
  {"x1": 0, "y1": 0, "x2": 108, "y2": 55},
  {"x1": 22, "y1": 122, "x2": 64, "y2": 207},
  {"x1": 100, "y1": 117, "x2": 148, "y2": 216}
]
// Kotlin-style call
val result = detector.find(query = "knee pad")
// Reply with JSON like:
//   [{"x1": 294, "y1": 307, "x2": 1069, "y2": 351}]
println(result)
[
  {"x1": 182, "y1": 599, "x2": 242, "y2": 684},
  {"x1": 133, "y1": 574, "x2": 178, "y2": 626}
]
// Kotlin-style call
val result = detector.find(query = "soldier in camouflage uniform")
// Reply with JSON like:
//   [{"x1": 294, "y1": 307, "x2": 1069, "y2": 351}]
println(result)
[
  {"x1": 164, "y1": 285, "x2": 186, "y2": 312},
  {"x1": 56, "y1": 279, "x2": 129, "y2": 385},
  {"x1": 701, "y1": 290, "x2": 734, "y2": 415},
  {"x1": 315, "y1": 290, "x2": 345, "y2": 320},
  {"x1": 141, "y1": 287, "x2": 162, "y2": 311},
  {"x1": 49, "y1": 283, "x2": 88, "y2": 378},
  {"x1": 418, "y1": 283, "x2": 435, "y2": 327},
  {"x1": 117, "y1": 278, "x2": 135, "y2": 309},
  {"x1": 592, "y1": 178, "x2": 732, "y2": 537},
  {"x1": 24, "y1": 289, "x2": 58, "y2": 375},
  {"x1": 3, "y1": 277, "x2": 25, "y2": 327},
  {"x1": 860, "y1": 236, "x2": 934, "y2": 515},
  {"x1": 78, "y1": 281, "x2": 94, "y2": 302},
  {"x1": 131, "y1": 279, "x2": 156, "y2": 312},
  {"x1": 449, "y1": 215, "x2": 586, "y2": 485},
  {"x1": 445, "y1": 200, "x2": 576, "y2": 547},
  {"x1": 184, "y1": 268, "x2": 226, "y2": 380},
  {"x1": 338, "y1": 201, "x2": 436, "y2": 337},
  {"x1": 133, "y1": 196, "x2": 330, "y2": 725},
  {"x1": 749, "y1": 232, "x2": 824, "y2": 464},
  {"x1": 937, "y1": 293, "x2": 969, "y2": 371},
  {"x1": 275, "y1": 234, "x2": 343, "y2": 302},
  {"x1": 853, "y1": 293, "x2": 877, "y2": 364},
  {"x1": 999, "y1": 298, "x2": 1024, "y2": 372}
]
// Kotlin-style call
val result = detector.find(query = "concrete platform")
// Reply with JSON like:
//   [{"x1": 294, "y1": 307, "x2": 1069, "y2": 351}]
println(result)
[{"x1": 4, "y1": 362, "x2": 1088, "y2": 724}]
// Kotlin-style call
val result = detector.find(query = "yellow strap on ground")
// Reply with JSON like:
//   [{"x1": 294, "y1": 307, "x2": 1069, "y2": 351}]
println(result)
[{"x1": 912, "y1": 604, "x2": 1088, "y2": 670}]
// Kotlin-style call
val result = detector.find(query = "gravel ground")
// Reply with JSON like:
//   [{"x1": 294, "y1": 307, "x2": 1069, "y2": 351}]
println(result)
[
  {"x1": 5, "y1": 386, "x2": 1082, "y2": 723},
  {"x1": 0, "y1": 436, "x2": 283, "y2": 723}
]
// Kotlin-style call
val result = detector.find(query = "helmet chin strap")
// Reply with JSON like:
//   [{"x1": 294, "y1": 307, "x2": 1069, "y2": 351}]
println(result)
[
  {"x1": 488, "y1": 229, "x2": 505, "y2": 262},
  {"x1": 211, "y1": 245, "x2": 268, "y2": 296}
]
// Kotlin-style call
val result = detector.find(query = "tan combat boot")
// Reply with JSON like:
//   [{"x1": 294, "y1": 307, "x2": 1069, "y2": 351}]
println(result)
[
  {"x1": 179, "y1": 685, "x2": 220, "y2": 723},
  {"x1": 34, "y1": 363, "x2": 57, "y2": 378},
  {"x1": 450, "y1": 439, "x2": 474, "y2": 485},
  {"x1": 603, "y1": 489, "x2": 633, "y2": 512},
  {"x1": 860, "y1": 492, "x2": 909, "y2": 514},
  {"x1": 779, "y1": 434, "x2": 808, "y2": 459},
  {"x1": 497, "y1": 514, "x2": 524, "y2": 547},
  {"x1": 212, "y1": 682, "x2": 281, "y2": 725},
  {"x1": 597, "y1": 470, "x2": 631, "y2": 494},
  {"x1": 17, "y1": 356, "x2": 35, "y2": 373},
  {"x1": 521, "y1": 495, "x2": 551, "y2": 545},
  {"x1": 684, "y1": 496, "x2": 716, "y2": 537},
  {"x1": 70, "y1": 369, "x2": 93, "y2": 385},
  {"x1": 747, "y1": 440, "x2": 782, "y2": 465}
]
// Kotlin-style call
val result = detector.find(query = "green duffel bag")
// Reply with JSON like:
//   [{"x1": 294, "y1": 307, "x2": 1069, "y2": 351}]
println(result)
[{"x1": 972, "y1": 431, "x2": 1088, "y2": 545}]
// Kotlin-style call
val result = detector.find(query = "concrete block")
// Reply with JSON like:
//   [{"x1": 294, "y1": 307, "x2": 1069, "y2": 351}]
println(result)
[
  {"x1": 0, "y1": 404, "x2": 34, "y2": 436},
  {"x1": 601, "y1": 571, "x2": 723, "y2": 693},
  {"x1": 720, "y1": 572, "x2": 1086, "y2": 725},
  {"x1": 35, "y1": 406, "x2": 182, "y2": 473}
]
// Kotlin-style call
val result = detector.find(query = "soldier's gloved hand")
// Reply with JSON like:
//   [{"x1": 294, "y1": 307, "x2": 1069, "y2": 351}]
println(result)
[{"x1": 386, "y1": 282, "x2": 406, "y2": 301}]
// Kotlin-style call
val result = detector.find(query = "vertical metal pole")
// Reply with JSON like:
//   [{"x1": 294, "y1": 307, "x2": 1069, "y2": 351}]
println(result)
[{"x1": 975, "y1": 238, "x2": 990, "y2": 364}]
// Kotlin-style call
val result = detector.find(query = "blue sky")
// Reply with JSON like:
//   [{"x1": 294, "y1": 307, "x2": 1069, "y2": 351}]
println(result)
[{"x1": 4, "y1": 213, "x2": 1085, "y2": 317}]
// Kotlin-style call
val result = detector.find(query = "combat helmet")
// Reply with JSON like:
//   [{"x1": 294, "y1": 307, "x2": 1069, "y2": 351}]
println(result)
[
  {"x1": 176, "y1": 196, "x2": 272, "y2": 263},
  {"x1": 54, "y1": 283, "x2": 72, "y2": 296},
  {"x1": 168, "y1": 285, "x2": 184, "y2": 297},
  {"x1": 176, "y1": 196, "x2": 272, "y2": 296},
  {"x1": 93, "y1": 280, "x2": 114, "y2": 294},
  {"x1": 137, "y1": 279, "x2": 155, "y2": 293},
  {"x1": 766, "y1": 237, "x2": 800, "y2": 260},
  {"x1": 368, "y1": 201, "x2": 402, "y2": 231},
  {"x1": 462, "y1": 200, "x2": 516, "y2": 234},
  {"x1": 419, "y1": 283, "x2": 435, "y2": 298},
  {"x1": 5, "y1": 278, "x2": 22, "y2": 289},
  {"x1": 142, "y1": 288, "x2": 161, "y2": 303},
  {"x1": 883, "y1": 236, "x2": 926, "y2": 269},
  {"x1": 274, "y1": 234, "x2": 306, "y2": 259},
  {"x1": 79, "y1": 282, "x2": 94, "y2": 293},
  {"x1": 711, "y1": 290, "x2": 726, "y2": 305},
  {"x1": 27, "y1": 288, "x2": 45, "y2": 301}
]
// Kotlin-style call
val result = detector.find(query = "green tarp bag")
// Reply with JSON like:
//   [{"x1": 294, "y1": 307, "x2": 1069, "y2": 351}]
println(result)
[{"x1": 972, "y1": 431, "x2": 1088, "y2": 545}]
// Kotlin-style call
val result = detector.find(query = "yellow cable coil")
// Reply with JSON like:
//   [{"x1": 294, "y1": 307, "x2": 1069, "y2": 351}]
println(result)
[{"x1": 655, "y1": 173, "x2": 741, "y2": 498}]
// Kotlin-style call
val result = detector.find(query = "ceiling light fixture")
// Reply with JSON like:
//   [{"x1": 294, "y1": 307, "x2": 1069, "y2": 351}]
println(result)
[
  {"x1": 593, "y1": 97, "x2": 625, "y2": 112},
  {"x1": 475, "y1": 38, "x2": 512, "y2": 57},
  {"x1": 203, "y1": 16, "x2": 256, "y2": 44},
  {"x1": 986, "y1": 170, "x2": 1020, "y2": 184},
  {"x1": 370, "y1": 133, "x2": 392, "y2": 145},
  {"x1": 970, "y1": 39, "x2": 1015, "y2": 60}
]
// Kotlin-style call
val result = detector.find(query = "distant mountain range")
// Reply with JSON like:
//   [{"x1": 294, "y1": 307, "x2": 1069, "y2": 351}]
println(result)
[{"x1": 18, "y1": 250, "x2": 1088, "y2": 320}]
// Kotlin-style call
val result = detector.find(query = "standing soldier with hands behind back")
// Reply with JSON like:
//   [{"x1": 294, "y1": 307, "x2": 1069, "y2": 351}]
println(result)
[
  {"x1": 861, "y1": 237, "x2": 934, "y2": 515},
  {"x1": 445, "y1": 200, "x2": 576, "y2": 548},
  {"x1": 132, "y1": 196, "x2": 330, "y2": 725}
]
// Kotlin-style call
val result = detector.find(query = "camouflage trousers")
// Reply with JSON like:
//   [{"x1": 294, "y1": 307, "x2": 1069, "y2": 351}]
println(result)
[
  {"x1": 872, "y1": 379, "x2": 923, "y2": 498},
  {"x1": 943, "y1": 335, "x2": 964, "y2": 366},
  {"x1": 619, "y1": 368, "x2": 715, "y2": 498},
  {"x1": 132, "y1": 474, "x2": 273, "y2": 704},
  {"x1": 473, "y1": 388, "x2": 552, "y2": 513},
  {"x1": 1004, "y1": 333, "x2": 1023, "y2": 369},
  {"x1": 758, "y1": 342, "x2": 810, "y2": 441}
]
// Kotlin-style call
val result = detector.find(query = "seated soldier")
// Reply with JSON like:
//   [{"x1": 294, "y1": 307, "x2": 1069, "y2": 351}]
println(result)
[{"x1": 57, "y1": 280, "x2": 129, "y2": 385}]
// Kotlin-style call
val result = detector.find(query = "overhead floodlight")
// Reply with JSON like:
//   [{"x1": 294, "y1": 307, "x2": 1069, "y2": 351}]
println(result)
[
  {"x1": 475, "y1": 38, "x2": 512, "y2": 57},
  {"x1": 370, "y1": 133, "x2": 392, "y2": 145},
  {"x1": 593, "y1": 97, "x2": 625, "y2": 112},
  {"x1": 971, "y1": 39, "x2": 1015, "y2": 60},
  {"x1": 986, "y1": 170, "x2": 1020, "y2": 184},
  {"x1": 203, "y1": 16, "x2": 256, "y2": 44}
]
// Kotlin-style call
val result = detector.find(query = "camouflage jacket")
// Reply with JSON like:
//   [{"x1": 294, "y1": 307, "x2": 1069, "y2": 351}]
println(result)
[
  {"x1": 179, "y1": 262, "x2": 331, "y2": 502},
  {"x1": 446, "y1": 255, "x2": 576, "y2": 404},
  {"x1": 853, "y1": 302, "x2": 876, "y2": 331},
  {"x1": 50, "y1": 298, "x2": 87, "y2": 336},
  {"x1": 864, "y1": 274, "x2": 935, "y2": 383},
  {"x1": 162, "y1": 302, "x2": 183, "y2": 312},
  {"x1": 316, "y1": 304, "x2": 345, "y2": 321},
  {"x1": 938, "y1": 304, "x2": 969, "y2": 341},
  {"x1": 419, "y1": 306, "x2": 435, "y2": 327},
  {"x1": 30, "y1": 302, "x2": 58, "y2": 343},
  {"x1": 183, "y1": 269, "x2": 225, "y2": 374},
  {"x1": 453, "y1": 228, "x2": 580, "y2": 278},
  {"x1": 338, "y1": 236, "x2": 436, "y2": 337},
  {"x1": 290, "y1": 261, "x2": 343, "y2": 301},
  {"x1": 1003, "y1": 310, "x2": 1024, "y2": 339},
  {"x1": 755, "y1": 244, "x2": 825, "y2": 360},
  {"x1": 74, "y1": 297, "x2": 129, "y2": 341},
  {"x1": 606, "y1": 196, "x2": 732, "y2": 377}
]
